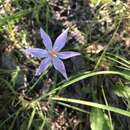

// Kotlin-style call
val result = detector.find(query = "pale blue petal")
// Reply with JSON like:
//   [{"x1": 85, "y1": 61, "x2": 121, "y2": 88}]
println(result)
[
  {"x1": 24, "y1": 48, "x2": 48, "y2": 58},
  {"x1": 35, "y1": 57, "x2": 51, "y2": 76},
  {"x1": 53, "y1": 58, "x2": 68, "y2": 80},
  {"x1": 58, "y1": 51, "x2": 80, "y2": 59},
  {"x1": 40, "y1": 28, "x2": 52, "y2": 50},
  {"x1": 53, "y1": 28, "x2": 69, "y2": 51}
]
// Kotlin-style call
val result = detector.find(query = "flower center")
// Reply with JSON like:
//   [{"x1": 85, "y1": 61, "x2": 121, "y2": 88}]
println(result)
[{"x1": 49, "y1": 49, "x2": 57, "y2": 58}]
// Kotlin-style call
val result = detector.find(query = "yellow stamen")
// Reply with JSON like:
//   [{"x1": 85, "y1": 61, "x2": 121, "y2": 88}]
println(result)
[{"x1": 49, "y1": 49, "x2": 57, "y2": 57}]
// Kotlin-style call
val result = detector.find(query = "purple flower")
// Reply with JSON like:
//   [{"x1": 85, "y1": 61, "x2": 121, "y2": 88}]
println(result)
[{"x1": 24, "y1": 28, "x2": 80, "y2": 80}]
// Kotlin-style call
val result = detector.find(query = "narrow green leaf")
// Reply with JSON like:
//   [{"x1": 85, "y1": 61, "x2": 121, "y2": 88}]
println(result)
[
  {"x1": 57, "y1": 102, "x2": 89, "y2": 114},
  {"x1": 51, "y1": 97, "x2": 130, "y2": 117},
  {"x1": 107, "y1": 56, "x2": 130, "y2": 69},
  {"x1": 106, "y1": 53, "x2": 130, "y2": 66},
  {"x1": 27, "y1": 108, "x2": 36, "y2": 130},
  {"x1": 0, "y1": 9, "x2": 30, "y2": 27},
  {"x1": 47, "y1": 71, "x2": 130, "y2": 96},
  {"x1": 35, "y1": 70, "x2": 130, "y2": 103}
]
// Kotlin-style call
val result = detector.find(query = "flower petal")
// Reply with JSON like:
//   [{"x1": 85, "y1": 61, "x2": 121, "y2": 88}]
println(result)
[
  {"x1": 53, "y1": 58, "x2": 68, "y2": 80},
  {"x1": 35, "y1": 57, "x2": 51, "y2": 76},
  {"x1": 24, "y1": 48, "x2": 48, "y2": 58},
  {"x1": 58, "y1": 51, "x2": 80, "y2": 59},
  {"x1": 53, "y1": 28, "x2": 69, "y2": 51},
  {"x1": 40, "y1": 27, "x2": 52, "y2": 50}
]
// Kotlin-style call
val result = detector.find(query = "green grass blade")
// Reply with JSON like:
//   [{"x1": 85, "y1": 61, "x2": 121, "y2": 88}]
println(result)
[
  {"x1": 0, "y1": 9, "x2": 30, "y2": 27},
  {"x1": 51, "y1": 97, "x2": 130, "y2": 117},
  {"x1": 0, "y1": 78, "x2": 18, "y2": 95},
  {"x1": 11, "y1": 66, "x2": 20, "y2": 87},
  {"x1": 101, "y1": 87, "x2": 113, "y2": 130},
  {"x1": 35, "y1": 70, "x2": 130, "y2": 102},
  {"x1": 94, "y1": 18, "x2": 122, "y2": 69},
  {"x1": 28, "y1": 65, "x2": 52, "y2": 93},
  {"x1": 9, "y1": 108, "x2": 22, "y2": 130},
  {"x1": 0, "y1": 108, "x2": 22, "y2": 129},
  {"x1": 37, "y1": 102, "x2": 47, "y2": 130},
  {"x1": 57, "y1": 102, "x2": 89, "y2": 114},
  {"x1": 107, "y1": 56, "x2": 130, "y2": 69},
  {"x1": 47, "y1": 71, "x2": 130, "y2": 97},
  {"x1": 106, "y1": 53, "x2": 130, "y2": 66},
  {"x1": 27, "y1": 108, "x2": 36, "y2": 130}
]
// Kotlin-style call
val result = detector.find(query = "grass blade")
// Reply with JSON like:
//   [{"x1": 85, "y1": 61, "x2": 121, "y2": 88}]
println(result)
[
  {"x1": 27, "y1": 108, "x2": 36, "y2": 130},
  {"x1": 51, "y1": 97, "x2": 130, "y2": 117},
  {"x1": 47, "y1": 71, "x2": 130, "y2": 97}
]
